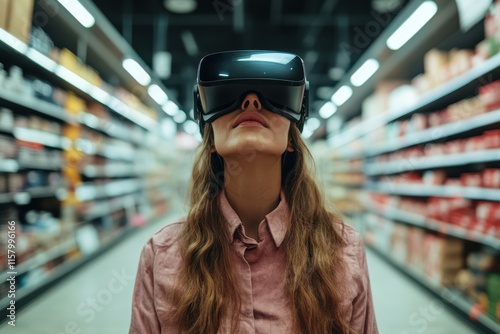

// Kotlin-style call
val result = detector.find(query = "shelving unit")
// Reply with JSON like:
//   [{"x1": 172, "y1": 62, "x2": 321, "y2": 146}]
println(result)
[
  {"x1": 368, "y1": 243, "x2": 500, "y2": 334},
  {"x1": 369, "y1": 183, "x2": 500, "y2": 201},
  {"x1": 321, "y1": 1, "x2": 500, "y2": 332},
  {"x1": 366, "y1": 149, "x2": 500, "y2": 175},
  {"x1": 0, "y1": 0, "x2": 181, "y2": 318},
  {"x1": 366, "y1": 204, "x2": 500, "y2": 250}
]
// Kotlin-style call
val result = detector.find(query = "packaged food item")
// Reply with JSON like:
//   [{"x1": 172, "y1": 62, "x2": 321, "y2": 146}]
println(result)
[
  {"x1": 483, "y1": 169, "x2": 500, "y2": 188},
  {"x1": 423, "y1": 235, "x2": 463, "y2": 286},
  {"x1": 483, "y1": 129, "x2": 500, "y2": 148},
  {"x1": 424, "y1": 49, "x2": 449, "y2": 88},
  {"x1": 486, "y1": 274, "x2": 500, "y2": 321},
  {"x1": 6, "y1": 0, "x2": 34, "y2": 43},
  {"x1": 479, "y1": 80, "x2": 500, "y2": 111}
]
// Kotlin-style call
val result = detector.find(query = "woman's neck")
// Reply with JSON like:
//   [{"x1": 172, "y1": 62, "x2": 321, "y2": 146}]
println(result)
[{"x1": 223, "y1": 155, "x2": 282, "y2": 240}]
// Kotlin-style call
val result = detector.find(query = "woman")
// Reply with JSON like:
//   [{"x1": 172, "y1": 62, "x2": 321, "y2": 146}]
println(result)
[{"x1": 130, "y1": 51, "x2": 378, "y2": 334}]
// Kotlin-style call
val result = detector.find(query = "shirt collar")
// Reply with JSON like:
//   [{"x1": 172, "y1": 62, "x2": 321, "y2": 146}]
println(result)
[{"x1": 218, "y1": 188, "x2": 290, "y2": 248}]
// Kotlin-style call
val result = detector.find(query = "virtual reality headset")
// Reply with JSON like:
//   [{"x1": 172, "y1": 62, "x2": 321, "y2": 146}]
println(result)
[{"x1": 193, "y1": 50, "x2": 309, "y2": 135}]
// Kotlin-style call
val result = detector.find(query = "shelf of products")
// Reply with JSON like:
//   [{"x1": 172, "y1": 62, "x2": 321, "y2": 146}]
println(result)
[
  {"x1": 366, "y1": 201, "x2": 500, "y2": 250},
  {"x1": 367, "y1": 240, "x2": 500, "y2": 334},
  {"x1": 321, "y1": 2, "x2": 500, "y2": 332},
  {"x1": 366, "y1": 109, "x2": 500, "y2": 156},
  {"x1": 329, "y1": 51, "x2": 500, "y2": 150},
  {"x1": 0, "y1": 0, "x2": 181, "y2": 317},
  {"x1": 369, "y1": 183, "x2": 500, "y2": 202}
]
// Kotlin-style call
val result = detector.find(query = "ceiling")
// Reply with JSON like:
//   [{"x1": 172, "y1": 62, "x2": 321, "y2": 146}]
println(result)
[{"x1": 93, "y1": 0, "x2": 409, "y2": 118}]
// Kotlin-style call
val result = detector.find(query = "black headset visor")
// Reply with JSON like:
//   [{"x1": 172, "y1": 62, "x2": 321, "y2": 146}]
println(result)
[{"x1": 194, "y1": 51, "x2": 309, "y2": 130}]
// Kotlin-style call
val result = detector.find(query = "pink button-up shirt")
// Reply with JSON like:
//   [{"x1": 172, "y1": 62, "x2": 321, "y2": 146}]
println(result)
[{"x1": 130, "y1": 189, "x2": 378, "y2": 333}]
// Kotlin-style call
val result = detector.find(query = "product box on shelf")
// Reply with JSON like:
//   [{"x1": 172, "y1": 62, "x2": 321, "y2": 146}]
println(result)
[
  {"x1": 0, "y1": 0, "x2": 10, "y2": 30},
  {"x1": 448, "y1": 49, "x2": 474, "y2": 78},
  {"x1": 486, "y1": 274, "x2": 500, "y2": 321},
  {"x1": 479, "y1": 80, "x2": 500, "y2": 111},
  {"x1": 424, "y1": 49, "x2": 449, "y2": 89},
  {"x1": 447, "y1": 96, "x2": 485, "y2": 123},
  {"x1": 406, "y1": 226, "x2": 425, "y2": 271},
  {"x1": 484, "y1": 129, "x2": 500, "y2": 148},
  {"x1": 423, "y1": 235, "x2": 464, "y2": 286},
  {"x1": 465, "y1": 250, "x2": 500, "y2": 316},
  {"x1": 485, "y1": 0, "x2": 500, "y2": 56},
  {"x1": 391, "y1": 223, "x2": 408, "y2": 263},
  {"x1": 483, "y1": 169, "x2": 500, "y2": 188},
  {"x1": 6, "y1": 0, "x2": 34, "y2": 43}
]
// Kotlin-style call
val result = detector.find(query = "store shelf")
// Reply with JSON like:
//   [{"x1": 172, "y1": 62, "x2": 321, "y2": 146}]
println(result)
[
  {"x1": 82, "y1": 194, "x2": 136, "y2": 221},
  {"x1": 0, "y1": 28, "x2": 158, "y2": 131},
  {"x1": 76, "y1": 179, "x2": 141, "y2": 201},
  {"x1": 7, "y1": 187, "x2": 67, "y2": 205},
  {"x1": 17, "y1": 161, "x2": 61, "y2": 171},
  {"x1": 74, "y1": 138, "x2": 135, "y2": 162},
  {"x1": 328, "y1": 163, "x2": 363, "y2": 173},
  {"x1": 0, "y1": 193, "x2": 12, "y2": 204},
  {"x1": 0, "y1": 125, "x2": 13, "y2": 134},
  {"x1": 82, "y1": 164, "x2": 139, "y2": 178},
  {"x1": 366, "y1": 149, "x2": 500, "y2": 175},
  {"x1": 366, "y1": 204, "x2": 500, "y2": 250},
  {"x1": 329, "y1": 181, "x2": 364, "y2": 188},
  {"x1": 0, "y1": 222, "x2": 137, "y2": 313},
  {"x1": 369, "y1": 183, "x2": 500, "y2": 201},
  {"x1": 77, "y1": 112, "x2": 144, "y2": 146},
  {"x1": 368, "y1": 243, "x2": 500, "y2": 334},
  {"x1": 0, "y1": 159, "x2": 18, "y2": 172},
  {"x1": 0, "y1": 238, "x2": 77, "y2": 282},
  {"x1": 0, "y1": 89, "x2": 71, "y2": 123},
  {"x1": 366, "y1": 110, "x2": 500, "y2": 157},
  {"x1": 329, "y1": 53, "x2": 500, "y2": 150},
  {"x1": 96, "y1": 145, "x2": 135, "y2": 162},
  {"x1": 13, "y1": 127, "x2": 70, "y2": 149}
]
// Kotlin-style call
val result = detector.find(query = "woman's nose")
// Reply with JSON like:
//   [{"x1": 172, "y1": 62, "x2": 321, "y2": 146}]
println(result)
[{"x1": 240, "y1": 93, "x2": 262, "y2": 111}]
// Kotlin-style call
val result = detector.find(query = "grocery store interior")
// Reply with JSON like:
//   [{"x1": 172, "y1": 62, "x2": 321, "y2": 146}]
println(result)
[{"x1": 0, "y1": 0, "x2": 499, "y2": 333}]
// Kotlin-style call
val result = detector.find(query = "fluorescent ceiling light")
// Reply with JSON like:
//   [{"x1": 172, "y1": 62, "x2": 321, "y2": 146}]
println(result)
[
  {"x1": 350, "y1": 58, "x2": 380, "y2": 87},
  {"x1": 122, "y1": 58, "x2": 151, "y2": 86},
  {"x1": 148, "y1": 84, "x2": 168, "y2": 105},
  {"x1": 161, "y1": 118, "x2": 177, "y2": 139},
  {"x1": 302, "y1": 128, "x2": 313, "y2": 139},
  {"x1": 58, "y1": 0, "x2": 95, "y2": 28},
  {"x1": 162, "y1": 101, "x2": 179, "y2": 116},
  {"x1": 183, "y1": 120, "x2": 199, "y2": 135},
  {"x1": 164, "y1": 0, "x2": 197, "y2": 13},
  {"x1": 305, "y1": 117, "x2": 321, "y2": 132},
  {"x1": 319, "y1": 102, "x2": 337, "y2": 119},
  {"x1": 387, "y1": 1, "x2": 438, "y2": 50},
  {"x1": 173, "y1": 111, "x2": 187, "y2": 123},
  {"x1": 331, "y1": 85, "x2": 353, "y2": 106}
]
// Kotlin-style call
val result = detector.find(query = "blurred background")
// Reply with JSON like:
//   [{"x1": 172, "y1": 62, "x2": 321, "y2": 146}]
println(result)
[{"x1": 0, "y1": 0, "x2": 499, "y2": 333}]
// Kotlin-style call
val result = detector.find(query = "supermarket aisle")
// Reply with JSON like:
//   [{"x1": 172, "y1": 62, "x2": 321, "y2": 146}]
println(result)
[
  {"x1": 0, "y1": 209, "x2": 185, "y2": 334},
  {"x1": 1, "y1": 214, "x2": 479, "y2": 334},
  {"x1": 366, "y1": 248, "x2": 477, "y2": 334}
]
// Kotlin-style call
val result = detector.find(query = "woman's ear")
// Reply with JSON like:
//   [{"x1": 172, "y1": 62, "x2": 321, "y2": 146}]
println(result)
[
  {"x1": 210, "y1": 145, "x2": 217, "y2": 153},
  {"x1": 286, "y1": 138, "x2": 294, "y2": 152}
]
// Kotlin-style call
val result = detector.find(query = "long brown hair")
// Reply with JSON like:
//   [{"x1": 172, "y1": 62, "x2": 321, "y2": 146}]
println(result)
[{"x1": 170, "y1": 123, "x2": 353, "y2": 333}]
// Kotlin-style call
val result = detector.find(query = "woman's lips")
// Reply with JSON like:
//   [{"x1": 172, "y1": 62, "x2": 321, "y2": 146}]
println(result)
[{"x1": 233, "y1": 113, "x2": 268, "y2": 128}]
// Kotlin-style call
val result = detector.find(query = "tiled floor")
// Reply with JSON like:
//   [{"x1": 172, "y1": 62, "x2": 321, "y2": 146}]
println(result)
[{"x1": 1, "y1": 213, "x2": 480, "y2": 334}]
